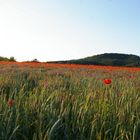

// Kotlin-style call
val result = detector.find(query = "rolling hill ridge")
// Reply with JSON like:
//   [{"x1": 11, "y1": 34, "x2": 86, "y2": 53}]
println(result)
[{"x1": 49, "y1": 53, "x2": 140, "y2": 67}]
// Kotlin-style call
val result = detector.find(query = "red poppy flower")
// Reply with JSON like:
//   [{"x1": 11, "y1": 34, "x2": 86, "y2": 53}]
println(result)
[
  {"x1": 129, "y1": 76, "x2": 134, "y2": 79},
  {"x1": 8, "y1": 99, "x2": 14, "y2": 108},
  {"x1": 104, "y1": 79, "x2": 112, "y2": 85}
]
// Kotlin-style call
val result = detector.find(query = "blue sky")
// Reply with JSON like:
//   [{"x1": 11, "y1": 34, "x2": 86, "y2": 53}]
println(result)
[{"x1": 0, "y1": 0, "x2": 140, "y2": 61}]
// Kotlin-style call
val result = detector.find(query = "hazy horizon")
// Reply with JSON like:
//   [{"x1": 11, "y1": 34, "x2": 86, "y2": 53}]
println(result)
[
  {"x1": 0, "y1": 0, "x2": 140, "y2": 61},
  {"x1": 0, "y1": 52, "x2": 140, "y2": 62}
]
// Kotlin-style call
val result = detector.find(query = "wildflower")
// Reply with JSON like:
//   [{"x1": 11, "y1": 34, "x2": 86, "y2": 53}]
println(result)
[
  {"x1": 104, "y1": 79, "x2": 112, "y2": 85},
  {"x1": 129, "y1": 75, "x2": 134, "y2": 79},
  {"x1": 8, "y1": 99, "x2": 14, "y2": 108}
]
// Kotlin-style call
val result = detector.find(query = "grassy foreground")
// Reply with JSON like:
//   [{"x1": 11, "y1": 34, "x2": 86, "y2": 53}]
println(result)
[{"x1": 0, "y1": 62, "x2": 140, "y2": 140}]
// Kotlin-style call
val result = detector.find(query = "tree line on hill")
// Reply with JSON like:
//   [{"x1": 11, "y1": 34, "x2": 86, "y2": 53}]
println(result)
[
  {"x1": 0, "y1": 57, "x2": 39, "y2": 62},
  {"x1": 0, "y1": 56, "x2": 16, "y2": 62}
]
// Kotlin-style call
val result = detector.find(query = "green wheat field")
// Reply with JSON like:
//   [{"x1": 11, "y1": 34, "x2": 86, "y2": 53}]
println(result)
[{"x1": 0, "y1": 62, "x2": 140, "y2": 140}]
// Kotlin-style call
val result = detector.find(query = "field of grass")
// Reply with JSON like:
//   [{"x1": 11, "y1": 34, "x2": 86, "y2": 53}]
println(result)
[{"x1": 0, "y1": 62, "x2": 140, "y2": 140}]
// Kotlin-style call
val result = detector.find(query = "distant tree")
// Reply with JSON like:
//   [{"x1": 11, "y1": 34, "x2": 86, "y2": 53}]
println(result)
[
  {"x1": 9, "y1": 56, "x2": 16, "y2": 62},
  {"x1": 0, "y1": 56, "x2": 7, "y2": 61},
  {"x1": 32, "y1": 59, "x2": 39, "y2": 62}
]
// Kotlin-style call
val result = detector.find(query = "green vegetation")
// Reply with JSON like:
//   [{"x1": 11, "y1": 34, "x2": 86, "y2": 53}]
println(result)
[
  {"x1": 0, "y1": 56, "x2": 16, "y2": 62},
  {"x1": 51, "y1": 53, "x2": 140, "y2": 67},
  {"x1": 0, "y1": 63, "x2": 140, "y2": 140}
]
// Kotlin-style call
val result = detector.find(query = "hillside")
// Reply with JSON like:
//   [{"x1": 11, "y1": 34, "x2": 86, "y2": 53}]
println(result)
[{"x1": 49, "y1": 53, "x2": 140, "y2": 67}]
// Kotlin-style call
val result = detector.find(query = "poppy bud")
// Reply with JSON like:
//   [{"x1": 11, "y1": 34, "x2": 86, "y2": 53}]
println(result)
[{"x1": 8, "y1": 99, "x2": 14, "y2": 108}]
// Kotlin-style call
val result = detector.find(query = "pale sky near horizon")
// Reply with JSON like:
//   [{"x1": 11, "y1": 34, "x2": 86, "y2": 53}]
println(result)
[{"x1": 0, "y1": 0, "x2": 140, "y2": 62}]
